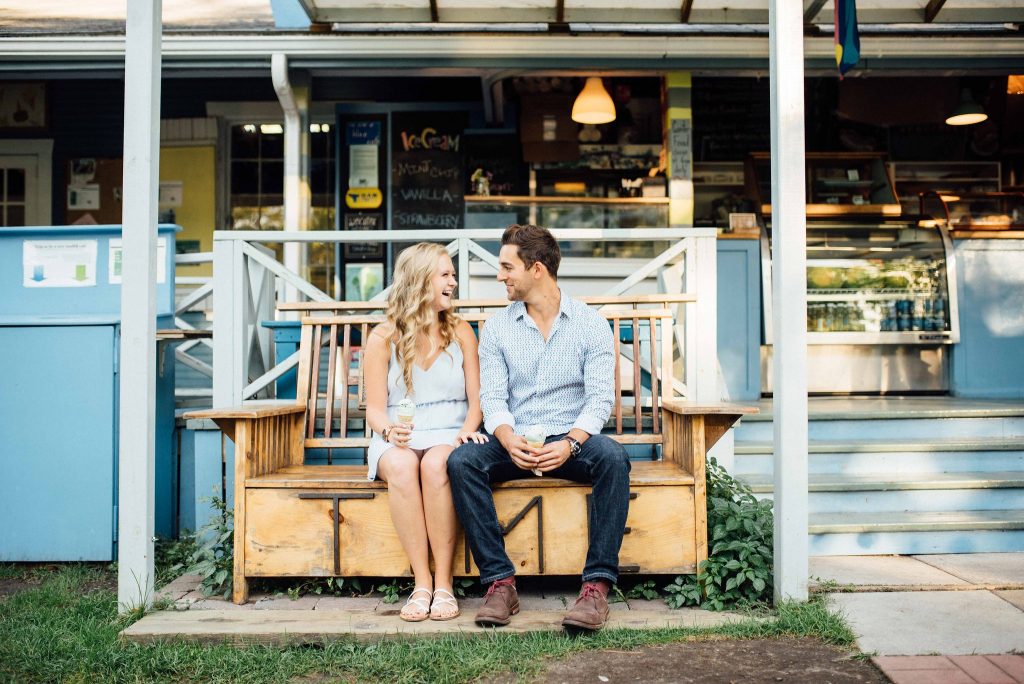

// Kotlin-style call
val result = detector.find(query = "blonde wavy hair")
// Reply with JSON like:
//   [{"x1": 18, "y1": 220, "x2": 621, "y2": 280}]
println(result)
[{"x1": 385, "y1": 243, "x2": 461, "y2": 397}]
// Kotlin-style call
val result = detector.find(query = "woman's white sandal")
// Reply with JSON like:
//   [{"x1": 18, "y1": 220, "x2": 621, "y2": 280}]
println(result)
[
  {"x1": 400, "y1": 587, "x2": 433, "y2": 622},
  {"x1": 429, "y1": 588, "x2": 460, "y2": 621}
]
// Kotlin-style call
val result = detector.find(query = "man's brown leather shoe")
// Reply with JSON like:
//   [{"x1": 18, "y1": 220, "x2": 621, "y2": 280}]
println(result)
[
  {"x1": 561, "y1": 584, "x2": 610, "y2": 632},
  {"x1": 475, "y1": 579, "x2": 520, "y2": 627}
]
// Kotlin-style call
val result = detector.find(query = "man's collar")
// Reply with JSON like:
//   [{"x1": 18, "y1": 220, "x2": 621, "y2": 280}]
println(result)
[{"x1": 512, "y1": 289, "x2": 573, "y2": 321}]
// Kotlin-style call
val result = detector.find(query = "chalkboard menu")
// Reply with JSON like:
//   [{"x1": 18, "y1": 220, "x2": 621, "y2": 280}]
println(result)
[
  {"x1": 464, "y1": 131, "x2": 528, "y2": 196},
  {"x1": 692, "y1": 78, "x2": 770, "y2": 162},
  {"x1": 391, "y1": 111, "x2": 467, "y2": 230}
]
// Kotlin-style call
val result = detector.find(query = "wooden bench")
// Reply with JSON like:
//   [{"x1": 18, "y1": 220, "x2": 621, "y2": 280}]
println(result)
[{"x1": 187, "y1": 296, "x2": 756, "y2": 604}]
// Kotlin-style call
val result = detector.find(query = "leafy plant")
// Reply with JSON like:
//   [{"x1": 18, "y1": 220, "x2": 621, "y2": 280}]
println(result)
[
  {"x1": 665, "y1": 456, "x2": 774, "y2": 611},
  {"x1": 626, "y1": 580, "x2": 660, "y2": 601},
  {"x1": 183, "y1": 496, "x2": 234, "y2": 600},
  {"x1": 155, "y1": 531, "x2": 197, "y2": 587},
  {"x1": 376, "y1": 579, "x2": 408, "y2": 604},
  {"x1": 453, "y1": 578, "x2": 476, "y2": 597}
]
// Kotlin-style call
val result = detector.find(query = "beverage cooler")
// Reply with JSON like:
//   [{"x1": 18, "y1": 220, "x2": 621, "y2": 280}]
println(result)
[{"x1": 760, "y1": 220, "x2": 959, "y2": 394}]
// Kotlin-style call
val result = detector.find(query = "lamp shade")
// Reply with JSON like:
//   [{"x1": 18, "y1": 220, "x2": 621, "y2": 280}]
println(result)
[
  {"x1": 571, "y1": 77, "x2": 616, "y2": 125},
  {"x1": 946, "y1": 88, "x2": 988, "y2": 126}
]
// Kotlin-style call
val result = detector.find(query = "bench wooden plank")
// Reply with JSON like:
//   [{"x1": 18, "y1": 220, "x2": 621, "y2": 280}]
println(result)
[{"x1": 246, "y1": 460, "x2": 695, "y2": 489}]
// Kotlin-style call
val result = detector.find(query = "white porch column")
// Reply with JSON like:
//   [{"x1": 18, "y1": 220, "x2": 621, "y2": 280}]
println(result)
[
  {"x1": 769, "y1": 0, "x2": 809, "y2": 602},
  {"x1": 118, "y1": 0, "x2": 161, "y2": 612},
  {"x1": 272, "y1": 53, "x2": 310, "y2": 306}
]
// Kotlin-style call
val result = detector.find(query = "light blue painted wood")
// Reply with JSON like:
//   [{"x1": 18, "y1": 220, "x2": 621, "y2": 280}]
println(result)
[
  {"x1": 736, "y1": 447, "x2": 1024, "y2": 476},
  {"x1": 716, "y1": 240, "x2": 761, "y2": 400},
  {"x1": 735, "y1": 416, "x2": 1024, "y2": 442},
  {"x1": 179, "y1": 422, "x2": 235, "y2": 535},
  {"x1": 952, "y1": 239, "x2": 1024, "y2": 398},
  {"x1": 756, "y1": 489, "x2": 1024, "y2": 514},
  {"x1": 269, "y1": 0, "x2": 311, "y2": 28},
  {"x1": 810, "y1": 531, "x2": 1024, "y2": 555},
  {"x1": 0, "y1": 325, "x2": 116, "y2": 560}
]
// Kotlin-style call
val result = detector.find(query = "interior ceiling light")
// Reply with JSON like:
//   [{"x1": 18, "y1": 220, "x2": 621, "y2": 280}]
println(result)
[
  {"x1": 571, "y1": 77, "x2": 616, "y2": 125},
  {"x1": 945, "y1": 88, "x2": 988, "y2": 126}
]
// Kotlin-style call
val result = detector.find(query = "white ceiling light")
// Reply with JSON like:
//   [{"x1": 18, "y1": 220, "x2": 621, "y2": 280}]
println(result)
[
  {"x1": 945, "y1": 88, "x2": 988, "y2": 126},
  {"x1": 571, "y1": 77, "x2": 616, "y2": 125}
]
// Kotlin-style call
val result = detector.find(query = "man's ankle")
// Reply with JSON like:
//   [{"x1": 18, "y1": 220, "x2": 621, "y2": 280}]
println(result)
[{"x1": 582, "y1": 579, "x2": 611, "y2": 598}]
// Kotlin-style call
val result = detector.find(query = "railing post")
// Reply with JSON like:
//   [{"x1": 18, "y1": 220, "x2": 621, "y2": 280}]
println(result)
[
  {"x1": 213, "y1": 236, "x2": 243, "y2": 406},
  {"x1": 692, "y1": 232, "x2": 718, "y2": 404},
  {"x1": 458, "y1": 237, "x2": 471, "y2": 299}
]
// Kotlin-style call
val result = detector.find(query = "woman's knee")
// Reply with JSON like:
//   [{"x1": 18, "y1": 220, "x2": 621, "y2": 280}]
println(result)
[
  {"x1": 380, "y1": 450, "x2": 421, "y2": 491},
  {"x1": 420, "y1": 447, "x2": 452, "y2": 485}
]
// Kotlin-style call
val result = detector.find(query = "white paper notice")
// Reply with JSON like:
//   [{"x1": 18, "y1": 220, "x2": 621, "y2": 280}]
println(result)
[
  {"x1": 348, "y1": 145, "x2": 379, "y2": 188},
  {"x1": 67, "y1": 184, "x2": 101, "y2": 210},
  {"x1": 108, "y1": 237, "x2": 167, "y2": 284},
  {"x1": 159, "y1": 181, "x2": 184, "y2": 207},
  {"x1": 23, "y1": 240, "x2": 98, "y2": 287}
]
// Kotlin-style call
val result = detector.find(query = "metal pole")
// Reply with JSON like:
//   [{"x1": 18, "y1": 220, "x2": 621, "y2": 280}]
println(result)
[
  {"x1": 770, "y1": 0, "x2": 811, "y2": 602},
  {"x1": 118, "y1": 0, "x2": 161, "y2": 612},
  {"x1": 769, "y1": 0, "x2": 809, "y2": 603}
]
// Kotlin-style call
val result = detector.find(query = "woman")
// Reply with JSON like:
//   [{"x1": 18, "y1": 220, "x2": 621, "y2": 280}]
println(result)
[{"x1": 363, "y1": 242, "x2": 487, "y2": 622}]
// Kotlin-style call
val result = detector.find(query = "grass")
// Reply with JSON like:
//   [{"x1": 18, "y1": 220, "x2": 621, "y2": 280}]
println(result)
[{"x1": 0, "y1": 563, "x2": 855, "y2": 684}]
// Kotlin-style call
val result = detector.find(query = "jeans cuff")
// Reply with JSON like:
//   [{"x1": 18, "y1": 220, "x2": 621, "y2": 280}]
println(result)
[
  {"x1": 582, "y1": 571, "x2": 619, "y2": 584},
  {"x1": 479, "y1": 570, "x2": 516, "y2": 585}
]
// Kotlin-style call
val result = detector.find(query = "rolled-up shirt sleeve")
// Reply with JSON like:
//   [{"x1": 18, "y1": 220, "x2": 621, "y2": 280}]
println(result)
[
  {"x1": 478, "y1": 320, "x2": 516, "y2": 435},
  {"x1": 572, "y1": 315, "x2": 615, "y2": 435}
]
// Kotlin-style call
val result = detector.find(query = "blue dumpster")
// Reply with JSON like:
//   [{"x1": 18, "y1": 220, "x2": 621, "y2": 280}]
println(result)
[{"x1": 0, "y1": 225, "x2": 179, "y2": 560}]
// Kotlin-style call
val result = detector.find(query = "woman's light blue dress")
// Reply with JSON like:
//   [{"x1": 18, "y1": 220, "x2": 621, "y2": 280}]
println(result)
[{"x1": 366, "y1": 340, "x2": 468, "y2": 480}]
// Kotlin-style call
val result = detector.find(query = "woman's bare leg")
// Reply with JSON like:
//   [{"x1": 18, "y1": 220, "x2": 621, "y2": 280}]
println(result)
[
  {"x1": 378, "y1": 448, "x2": 433, "y2": 601},
  {"x1": 419, "y1": 444, "x2": 457, "y2": 596}
]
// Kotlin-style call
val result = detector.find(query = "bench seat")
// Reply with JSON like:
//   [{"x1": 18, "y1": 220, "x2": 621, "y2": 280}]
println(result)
[{"x1": 242, "y1": 459, "x2": 700, "y2": 579}]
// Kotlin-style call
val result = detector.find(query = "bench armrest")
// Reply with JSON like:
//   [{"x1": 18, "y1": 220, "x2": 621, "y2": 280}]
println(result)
[
  {"x1": 184, "y1": 402, "x2": 305, "y2": 479},
  {"x1": 661, "y1": 400, "x2": 759, "y2": 417},
  {"x1": 184, "y1": 402, "x2": 305, "y2": 420}
]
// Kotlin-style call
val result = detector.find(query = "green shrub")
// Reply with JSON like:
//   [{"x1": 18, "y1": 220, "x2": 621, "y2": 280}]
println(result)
[
  {"x1": 180, "y1": 496, "x2": 234, "y2": 600},
  {"x1": 664, "y1": 456, "x2": 774, "y2": 611}
]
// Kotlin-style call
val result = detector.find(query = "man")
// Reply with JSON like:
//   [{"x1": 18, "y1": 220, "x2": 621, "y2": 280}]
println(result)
[{"x1": 447, "y1": 224, "x2": 631, "y2": 632}]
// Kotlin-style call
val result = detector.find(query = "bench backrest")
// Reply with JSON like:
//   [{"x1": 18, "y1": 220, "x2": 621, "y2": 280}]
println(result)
[{"x1": 293, "y1": 301, "x2": 678, "y2": 453}]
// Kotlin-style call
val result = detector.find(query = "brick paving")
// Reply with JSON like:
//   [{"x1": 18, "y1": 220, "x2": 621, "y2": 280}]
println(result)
[{"x1": 873, "y1": 655, "x2": 1024, "y2": 684}]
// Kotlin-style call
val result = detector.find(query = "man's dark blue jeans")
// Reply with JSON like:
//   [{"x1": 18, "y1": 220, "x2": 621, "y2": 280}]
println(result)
[{"x1": 447, "y1": 432, "x2": 631, "y2": 585}]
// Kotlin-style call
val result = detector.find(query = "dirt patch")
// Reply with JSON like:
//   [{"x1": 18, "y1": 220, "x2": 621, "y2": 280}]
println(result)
[
  {"x1": 0, "y1": 577, "x2": 40, "y2": 599},
  {"x1": 484, "y1": 638, "x2": 888, "y2": 684}
]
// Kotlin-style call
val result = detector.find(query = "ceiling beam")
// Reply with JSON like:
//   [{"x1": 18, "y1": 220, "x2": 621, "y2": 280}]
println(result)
[
  {"x1": 681, "y1": 0, "x2": 693, "y2": 23},
  {"x1": 429, "y1": 0, "x2": 439, "y2": 23},
  {"x1": 803, "y1": 0, "x2": 828, "y2": 24},
  {"x1": 924, "y1": 0, "x2": 948, "y2": 23},
  {"x1": 556, "y1": 0, "x2": 565, "y2": 24}
]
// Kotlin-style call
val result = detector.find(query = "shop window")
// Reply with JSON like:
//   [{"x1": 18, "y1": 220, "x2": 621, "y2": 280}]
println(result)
[
  {"x1": 228, "y1": 122, "x2": 336, "y2": 293},
  {"x1": 0, "y1": 168, "x2": 27, "y2": 227}
]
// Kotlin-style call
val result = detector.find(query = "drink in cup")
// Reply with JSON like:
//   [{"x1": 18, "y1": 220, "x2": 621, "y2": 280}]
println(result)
[
  {"x1": 396, "y1": 397, "x2": 416, "y2": 425},
  {"x1": 524, "y1": 425, "x2": 545, "y2": 477}
]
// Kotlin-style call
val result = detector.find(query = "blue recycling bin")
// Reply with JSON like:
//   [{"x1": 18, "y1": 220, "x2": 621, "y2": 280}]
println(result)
[{"x1": 0, "y1": 224, "x2": 179, "y2": 561}]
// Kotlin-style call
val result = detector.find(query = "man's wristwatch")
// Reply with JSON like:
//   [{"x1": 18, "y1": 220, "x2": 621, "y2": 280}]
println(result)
[{"x1": 563, "y1": 436, "x2": 582, "y2": 458}]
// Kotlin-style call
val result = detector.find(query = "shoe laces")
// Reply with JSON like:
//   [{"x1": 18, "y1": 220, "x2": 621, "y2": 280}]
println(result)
[
  {"x1": 578, "y1": 584, "x2": 603, "y2": 602},
  {"x1": 485, "y1": 578, "x2": 515, "y2": 599}
]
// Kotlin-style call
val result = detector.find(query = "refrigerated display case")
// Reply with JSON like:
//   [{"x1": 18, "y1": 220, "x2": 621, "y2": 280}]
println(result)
[{"x1": 761, "y1": 220, "x2": 960, "y2": 394}]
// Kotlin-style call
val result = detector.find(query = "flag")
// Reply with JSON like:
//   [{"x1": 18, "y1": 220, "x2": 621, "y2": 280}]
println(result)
[{"x1": 835, "y1": 0, "x2": 861, "y2": 77}]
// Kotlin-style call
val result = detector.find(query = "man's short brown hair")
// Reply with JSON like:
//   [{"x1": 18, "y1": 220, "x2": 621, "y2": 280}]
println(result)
[{"x1": 501, "y1": 224, "x2": 560, "y2": 278}]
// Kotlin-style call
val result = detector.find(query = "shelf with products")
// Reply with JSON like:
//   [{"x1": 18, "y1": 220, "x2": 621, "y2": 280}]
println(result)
[
  {"x1": 693, "y1": 162, "x2": 757, "y2": 231},
  {"x1": 747, "y1": 152, "x2": 901, "y2": 217},
  {"x1": 891, "y1": 161, "x2": 1001, "y2": 217},
  {"x1": 464, "y1": 195, "x2": 670, "y2": 259},
  {"x1": 920, "y1": 191, "x2": 1024, "y2": 231}
]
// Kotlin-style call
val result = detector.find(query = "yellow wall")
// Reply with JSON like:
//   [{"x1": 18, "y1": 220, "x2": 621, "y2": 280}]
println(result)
[{"x1": 160, "y1": 145, "x2": 216, "y2": 277}]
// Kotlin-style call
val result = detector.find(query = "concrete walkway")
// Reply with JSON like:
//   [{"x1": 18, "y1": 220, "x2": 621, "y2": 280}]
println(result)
[
  {"x1": 124, "y1": 576, "x2": 752, "y2": 645},
  {"x1": 813, "y1": 553, "x2": 1024, "y2": 683}
]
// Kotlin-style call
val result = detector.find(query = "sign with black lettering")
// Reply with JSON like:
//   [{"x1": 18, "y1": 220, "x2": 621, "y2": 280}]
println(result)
[{"x1": 391, "y1": 111, "x2": 466, "y2": 231}]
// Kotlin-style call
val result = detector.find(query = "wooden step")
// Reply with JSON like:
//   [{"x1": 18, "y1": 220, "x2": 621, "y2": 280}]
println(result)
[
  {"x1": 741, "y1": 471, "x2": 1024, "y2": 493},
  {"x1": 736, "y1": 438, "x2": 1024, "y2": 455},
  {"x1": 809, "y1": 509, "x2": 1024, "y2": 535}
]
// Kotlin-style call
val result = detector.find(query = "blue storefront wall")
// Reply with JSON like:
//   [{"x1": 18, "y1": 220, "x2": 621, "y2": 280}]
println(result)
[
  {"x1": 0, "y1": 225, "x2": 178, "y2": 561},
  {"x1": 952, "y1": 239, "x2": 1024, "y2": 398}
]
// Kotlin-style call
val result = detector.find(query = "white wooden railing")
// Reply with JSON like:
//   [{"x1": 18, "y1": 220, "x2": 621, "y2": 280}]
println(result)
[
  {"x1": 173, "y1": 252, "x2": 214, "y2": 400},
  {"x1": 197, "y1": 228, "x2": 717, "y2": 408}
]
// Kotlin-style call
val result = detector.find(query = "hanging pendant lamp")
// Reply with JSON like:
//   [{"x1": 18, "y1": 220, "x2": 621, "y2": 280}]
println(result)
[
  {"x1": 945, "y1": 88, "x2": 988, "y2": 126},
  {"x1": 571, "y1": 77, "x2": 616, "y2": 125}
]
